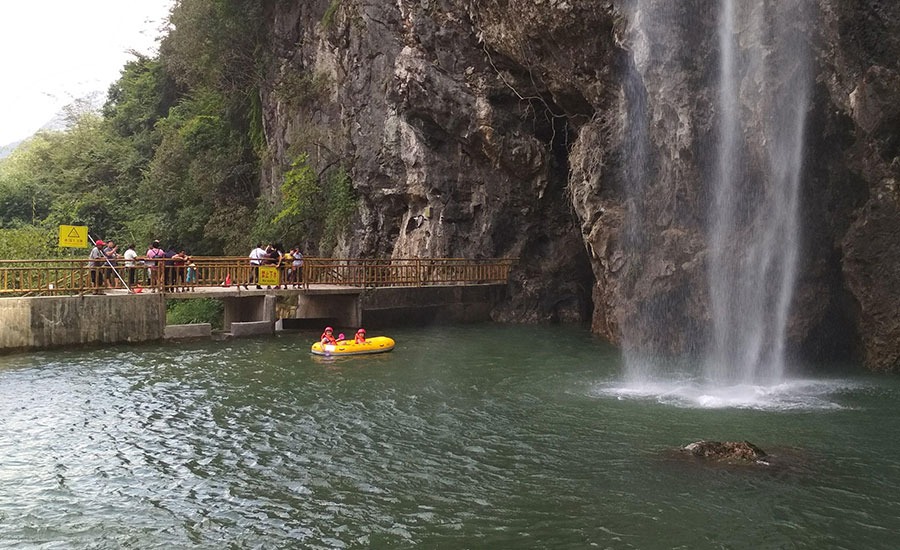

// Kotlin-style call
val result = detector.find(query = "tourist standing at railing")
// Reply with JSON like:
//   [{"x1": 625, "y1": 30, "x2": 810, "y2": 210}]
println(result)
[
  {"x1": 102, "y1": 241, "x2": 119, "y2": 288},
  {"x1": 289, "y1": 246, "x2": 304, "y2": 287},
  {"x1": 186, "y1": 260, "x2": 197, "y2": 288},
  {"x1": 283, "y1": 248, "x2": 294, "y2": 285},
  {"x1": 171, "y1": 250, "x2": 190, "y2": 292},
  {"x1": 123, "y1": 244, "x2": 139, "y2": 287},
  {"x1": 269, "y1": 243, "x2": 285, "y2": 289},
  {"x1": 245, "y1": 243, "x2": 267, "y2": 289},
  {"x1": 88, "y1": 240, "x2": 106, "y2": 294},
  {"x1": 162, "y1": 247, "x2": 178, "y2": 291},
  {"x1": 145, "y1": 240, "x2": 164, "y2": 292}
]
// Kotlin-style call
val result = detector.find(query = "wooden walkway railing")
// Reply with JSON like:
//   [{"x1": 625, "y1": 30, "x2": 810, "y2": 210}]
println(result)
[{"x1": 0, "y1": 257, "x2": 515, "y2": 296}]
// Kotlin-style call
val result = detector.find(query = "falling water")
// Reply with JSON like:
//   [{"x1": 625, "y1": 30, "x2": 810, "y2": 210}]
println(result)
[
  {"x1": 706, "y1": 0, "x2": 810, "y2": 385},
  {"x1": 619, "y1": 2, "x2": 653, "y2": 382},
  {"x1": 619, "y1": 0, "x2": 811, "y2": 393}
]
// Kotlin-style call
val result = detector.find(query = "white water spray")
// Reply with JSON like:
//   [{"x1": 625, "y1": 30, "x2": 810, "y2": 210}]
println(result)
[
  {"x1": 706, "y1": 0, "x2": 810, "y2": 385},
  {"x1": 619, "y1": 0, "x2": 811, "y2": 396}
]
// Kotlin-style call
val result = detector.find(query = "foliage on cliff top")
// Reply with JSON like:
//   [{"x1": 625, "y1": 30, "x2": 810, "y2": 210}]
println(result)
[
  {"x1": 0, "y1": 1, "x2": 272, "y2": 257},
  {"x1": 0, "y1": 0, "x2": 357, "y2": 260}
]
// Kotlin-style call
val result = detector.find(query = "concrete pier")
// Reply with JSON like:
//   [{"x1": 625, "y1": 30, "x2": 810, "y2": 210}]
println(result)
[{"x1": 0, "y1": 294, "x2": 165, "y2": 352}]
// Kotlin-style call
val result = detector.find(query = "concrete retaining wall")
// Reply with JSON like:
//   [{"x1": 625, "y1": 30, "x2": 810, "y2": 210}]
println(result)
[
  {"x1": 164, "y1": 323, "x2": 213, "y2": 339},
  {"x1": 0, "y1": 294, "x2": 165, "y2": 352},
  {"x1": 229, "y1": 321, "x2": 274, "y2": 337},
  {"x1": 0, "y1": 284, "x2": 507, "y2": 352}
]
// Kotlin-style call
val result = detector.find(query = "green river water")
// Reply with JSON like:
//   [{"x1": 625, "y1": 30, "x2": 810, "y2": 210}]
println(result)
[{"x1": 0, "y1": 324, "x2": 897, "y2": 549}]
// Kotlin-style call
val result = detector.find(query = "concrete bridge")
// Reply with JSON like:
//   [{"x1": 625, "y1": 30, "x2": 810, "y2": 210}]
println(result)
[{"x1": 0, "y1": 257, "x2": 513, "y2": 353}]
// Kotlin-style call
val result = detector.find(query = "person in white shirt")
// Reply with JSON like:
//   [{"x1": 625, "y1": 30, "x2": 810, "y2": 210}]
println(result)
[
  {"x1": 246, "y1": 243, "x2": 268, "y2": 289},
  {"x1": 123, "y1": 244, "x2": 139, "y2": 287}
]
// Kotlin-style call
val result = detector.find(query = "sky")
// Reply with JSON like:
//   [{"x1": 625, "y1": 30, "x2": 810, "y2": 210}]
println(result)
[{"x1": 0, "y1": 0, "x2": 174, "y2": 146}]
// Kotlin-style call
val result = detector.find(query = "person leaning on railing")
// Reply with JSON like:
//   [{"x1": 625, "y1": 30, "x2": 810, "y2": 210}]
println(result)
[
  {"x1": 88, "y1": 240, "x2": 107, "y2": 294},
  {"x1": 102, "y1": 241, "x2": 119, "y2": 288},
  {"x1": 145, "y1": 240, "x2": 165, "y2": 292},
  {"x1": 245, "y1": 243, "x2": 267, "y2": 289},
  {"x1": 170, "y1": 250, "x2": 190, "y2": 292},
  {"x1": 288, "y1": 246, "x2": 304, "y2": 288},
  {"x1": 123, "y1": 244, "x2": 140, "y2": 287}
]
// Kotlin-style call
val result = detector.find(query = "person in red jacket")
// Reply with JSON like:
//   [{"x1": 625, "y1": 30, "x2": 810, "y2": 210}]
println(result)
[
  {"x1": 321, "y1": 327, "x2": 337, "y2": 346},
  {"x1": 355, "y1": 328, "x2": 366, "y2": 344}
]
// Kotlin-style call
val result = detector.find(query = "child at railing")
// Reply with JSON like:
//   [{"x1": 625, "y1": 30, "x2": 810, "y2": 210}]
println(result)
[{"x1": 186, "y1": 261, "x2": 197, "y2": 289}]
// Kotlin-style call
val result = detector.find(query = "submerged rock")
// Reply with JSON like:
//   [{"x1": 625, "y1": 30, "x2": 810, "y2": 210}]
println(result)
[{"x1": 681, "y1": 440, "x2": 769, "y2": 465}]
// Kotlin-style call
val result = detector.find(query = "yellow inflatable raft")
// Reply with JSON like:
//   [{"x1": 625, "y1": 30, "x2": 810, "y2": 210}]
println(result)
[{"x1": 310, "y1": 336, "x2": 395, "y2": 356}]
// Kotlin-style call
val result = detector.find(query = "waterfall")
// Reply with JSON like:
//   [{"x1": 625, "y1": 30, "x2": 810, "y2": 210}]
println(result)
[
  {"x1": 620, "y1": 0, "x2": 811, "y2": 387},
  {"x1": 620, "y1": 3, "x2": 653, "y2": 382},
  {"x1": 706, "y1": 0, "x2": 810, "y2": 384}
]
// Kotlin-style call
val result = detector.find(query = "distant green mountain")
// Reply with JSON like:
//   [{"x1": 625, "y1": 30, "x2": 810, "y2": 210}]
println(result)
[
  {"x1": 0, "y1": 93, "x2": 104, "y2": 160},
  {"x1": 0, "y1": 140, "x2": 22, "y2": 160}
]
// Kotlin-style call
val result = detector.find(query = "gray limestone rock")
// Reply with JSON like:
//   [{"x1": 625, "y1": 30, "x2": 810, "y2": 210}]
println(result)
[{"x1": 257, "y1": 0, "x2": 900, "y2": 371}]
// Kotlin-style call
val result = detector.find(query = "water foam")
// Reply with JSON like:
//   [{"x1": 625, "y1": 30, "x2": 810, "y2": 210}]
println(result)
[{"x1": 595, "y1": 377, "x2": 856, "y2": 411}]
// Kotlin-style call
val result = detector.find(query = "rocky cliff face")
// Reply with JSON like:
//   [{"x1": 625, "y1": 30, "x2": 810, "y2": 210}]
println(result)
[
  {"x1": 819, "y1": 1, "x2": 900, "y2": 372},
  {"x1": 259, "y1": 0, "x2": 899, "y2": 372}
]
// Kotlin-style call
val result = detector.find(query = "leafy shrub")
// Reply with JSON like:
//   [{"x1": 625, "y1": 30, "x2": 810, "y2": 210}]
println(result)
[
  {"x1": 166, "y1": 298, "x2": 224, "y2": 329},
  {"x1": 272, "y1": 154, "x2": 357, "y2": 254},
  {"x1": 0, "y1": 227, "x2": 60, "y2": 259},
  {"x1": 321, "y1": 167, "x2": 355, "y2": 252}
]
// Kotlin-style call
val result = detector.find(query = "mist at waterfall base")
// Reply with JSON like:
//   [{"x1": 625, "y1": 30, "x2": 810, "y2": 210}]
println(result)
[{"x1": 613, "y1": 0, "x2": 824, "y2": 409}]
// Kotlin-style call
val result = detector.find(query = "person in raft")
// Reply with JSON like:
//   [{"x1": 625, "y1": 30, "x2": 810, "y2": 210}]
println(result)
[
  {"x1": 355, "y1": 328, "x2": 366, "y2": 344},
  {"x1": 321, "y1": 327, "x2": 337, "y2": 346}
]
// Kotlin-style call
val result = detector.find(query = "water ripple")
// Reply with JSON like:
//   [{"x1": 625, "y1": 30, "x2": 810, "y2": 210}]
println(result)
[{"x1": 0, "y1": 328, "x2": 897, "y2": 548}]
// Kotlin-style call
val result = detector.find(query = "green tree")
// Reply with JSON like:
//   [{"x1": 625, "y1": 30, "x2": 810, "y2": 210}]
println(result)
[
  {"x1": 104, "y1": 54, "x2": 179, "y2": 158},
  {"x1": 273, "y1": 154, "x2": 357, "y2": 253},
  {"x1": 0, "y1": 227, "x2": 58, "y2": 259},
  {"x1": 0, "y1": 0, "x2": 290, "y2": 259}
]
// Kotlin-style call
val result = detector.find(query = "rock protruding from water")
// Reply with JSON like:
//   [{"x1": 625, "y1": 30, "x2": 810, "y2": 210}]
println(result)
[{"x1": 682, "y1": 440, "x2": 769, "y2": 465}]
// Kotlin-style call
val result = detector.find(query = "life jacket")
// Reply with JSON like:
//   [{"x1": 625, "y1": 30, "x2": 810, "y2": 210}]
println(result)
[{"x1": 321, "y1": 333, "x2": 337, "y2": 345}]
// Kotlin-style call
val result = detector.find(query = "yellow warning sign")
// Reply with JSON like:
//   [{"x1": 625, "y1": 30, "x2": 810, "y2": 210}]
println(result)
[
  {"x1": 58, "y1": 225, "x2": 89, "y2": 248},
  {"x1": 258, "y1": 266, "x2": 280, "y2": 287}
]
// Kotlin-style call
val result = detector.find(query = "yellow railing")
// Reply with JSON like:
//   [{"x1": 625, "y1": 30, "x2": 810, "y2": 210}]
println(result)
[{"x1": 0, "y1": 257, "x2": 515, "y2": 296}]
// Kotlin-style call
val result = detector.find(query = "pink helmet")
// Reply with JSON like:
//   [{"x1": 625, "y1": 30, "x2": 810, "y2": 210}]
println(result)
[
  {"x1": 324, "y1": 327, "x2": 333, "y2": 332},
  {"x1": 357, "y1": 328, "x2": 366, "y2": 334}
]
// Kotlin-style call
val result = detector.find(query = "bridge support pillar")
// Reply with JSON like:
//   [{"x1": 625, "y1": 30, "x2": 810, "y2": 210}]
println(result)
[
  {"x1": 296, "y1": 292, "x2": 361, "y2": 329},
  {"x1": 223, "y1": 295, "x2": 276, "y2": 335}
]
